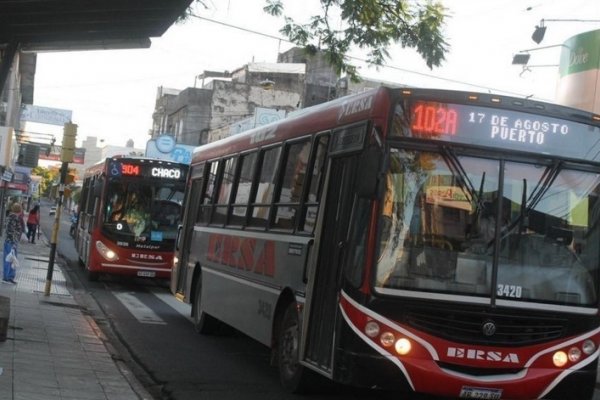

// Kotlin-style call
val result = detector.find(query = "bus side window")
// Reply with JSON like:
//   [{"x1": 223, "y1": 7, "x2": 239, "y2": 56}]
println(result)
[
  {"x1": 249, "y1": 146, "x2": 281, "y2": 229},
  {"x1": 212, "y1": 157, "x2": 237, "y2": 226},
  {"x1": 85, "y1": 177, "x2": 97, "y2": 215},
  {"x1": 301, "y1": 135, "x2": 329, "y2": 233},
  {"x1": 198, "y1": 161, "x2": 220, "y2": 224},
  {"x1": 88, "y1": 176, "x2": 102, "y2": 233},
  {"x1": 79, "y1": 177, "x2": 90, "y2": 229},
  {"x1": 231, "y1": 152, "x2": 257, "y2": 227},
  {"x1": 272, "y1": 139, "x2": 311, "y2": 231}
]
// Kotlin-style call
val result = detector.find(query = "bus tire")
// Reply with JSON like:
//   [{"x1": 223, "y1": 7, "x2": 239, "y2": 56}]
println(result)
[
  {"x1": 193, "y1": 273, "x2": 220, "y2": 334},
  {"x1": 278, "y1": 302, "x2": 314, "y2": 393}
]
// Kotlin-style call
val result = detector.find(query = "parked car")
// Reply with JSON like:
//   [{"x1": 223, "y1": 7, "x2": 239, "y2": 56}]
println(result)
[{"x1": 49, "y1": 206, "x2": 57, "y2": 215}]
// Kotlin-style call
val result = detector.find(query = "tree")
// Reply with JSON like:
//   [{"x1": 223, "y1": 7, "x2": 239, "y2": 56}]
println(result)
[
  {"x1": 31, "y1": 166, "x2": 79, "y2": 196},
  {"x1": 188, "y1": 0, "x2": 449, "y2": 82},
  {"x1": 32, "y1": 166, "x2": 56, "y2": 197}
]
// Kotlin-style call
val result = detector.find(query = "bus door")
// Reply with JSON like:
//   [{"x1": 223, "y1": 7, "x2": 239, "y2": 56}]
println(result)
[
  {"x1": 172, "y1": 176, "x2": 203, "y2": 298},
  {"x1": 303, "y1": 152, "x2": 359, "y2": 374}
]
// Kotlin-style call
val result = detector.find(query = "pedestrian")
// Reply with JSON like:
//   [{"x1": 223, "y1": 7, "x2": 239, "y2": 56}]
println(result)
[
  {"x1": 26, "y1": 204, "x2": 40, "y2": 244},
  {"x1": 3, "y1": 202, "x2": 23, "y2": 283}
]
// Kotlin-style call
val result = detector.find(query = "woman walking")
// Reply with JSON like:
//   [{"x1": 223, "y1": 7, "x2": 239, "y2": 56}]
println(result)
[
  {"x1": 26, "y1": 204, "x2": 40, "y2": 244},
  {"x1": 3, "y1": 202, "x2": 24, "y2": 283}
]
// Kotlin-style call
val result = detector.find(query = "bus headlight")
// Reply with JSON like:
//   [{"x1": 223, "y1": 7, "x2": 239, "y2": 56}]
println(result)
[
  {"x1": 380, "y1": 332, "x2": 395, "y2": 347},
  {"x1": 364, "y1": 321, "x2": 380, "y2": 338},
  {"x1": 95, "y1": 241, "x2": 118, "y2": 261},
  {"x1": 568, "y1": 347, "x2": 582, "y2": 362},
  {"x1": 582, "y1": 340, "x2": 596, "y2": 355},
  {"x1": 552, "y1": 351, "x2": 568, "y2": 367},
  {"x1": 395, "y1": 338, "x2": 412, "y2": 355}
]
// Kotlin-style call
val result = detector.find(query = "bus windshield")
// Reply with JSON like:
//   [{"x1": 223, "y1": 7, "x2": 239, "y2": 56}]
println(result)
[
  {"x1": 375, "y1": 147, "x2": 600, "y2": 308},
  {"x1": 103, "y1": 179, "x2": 185, "y2": 246}
]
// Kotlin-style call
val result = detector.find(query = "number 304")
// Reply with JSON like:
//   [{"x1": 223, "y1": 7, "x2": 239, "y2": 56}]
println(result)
[{"x1": 497, "y1": 284, "x2": 522, "y2": 298}]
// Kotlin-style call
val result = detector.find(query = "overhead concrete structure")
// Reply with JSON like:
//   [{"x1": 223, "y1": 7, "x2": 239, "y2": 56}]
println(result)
[{"x1": 0, "y1": 0, "x2": 192, "y2": 46}]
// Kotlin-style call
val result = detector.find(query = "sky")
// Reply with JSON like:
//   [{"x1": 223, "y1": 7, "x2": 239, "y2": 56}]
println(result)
[{"x1": 30, "y1": 0, "x2": 600, "y2": 149}]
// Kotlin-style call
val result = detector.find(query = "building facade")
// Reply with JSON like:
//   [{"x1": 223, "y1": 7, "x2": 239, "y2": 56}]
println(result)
[{"x1": 149, "y1": 47, "x2": 345, "y2": 147}]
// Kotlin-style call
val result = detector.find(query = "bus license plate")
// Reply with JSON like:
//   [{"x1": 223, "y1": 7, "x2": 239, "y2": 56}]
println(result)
[
  {"x1": 460, "y1": 386, "x2": 502, "y2": 399},
  {"x1": 137, "y1": 271, "x2": 156, "y2": 278}
]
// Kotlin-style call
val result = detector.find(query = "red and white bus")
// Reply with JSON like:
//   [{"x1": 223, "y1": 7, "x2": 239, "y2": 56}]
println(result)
[
  {"x1": 75, "y1": 156, "x2": 188, "y2": 281},
  {"x1": 171, "y1": 86, "x2": 600, "y2": 399}
]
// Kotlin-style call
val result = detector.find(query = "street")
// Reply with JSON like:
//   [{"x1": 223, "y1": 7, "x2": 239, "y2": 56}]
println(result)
[
  {"x1": 39, "y1": 206, "x2": 433, "y2": 400},
  {"x1": 38, "y1": 204, "x2": 600, "y2": 400}
]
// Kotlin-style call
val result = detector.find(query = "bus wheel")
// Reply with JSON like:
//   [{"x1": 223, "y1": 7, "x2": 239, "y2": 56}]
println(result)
[
  {"x1": 278, "y1": 302, "x2": 313, "y2": 393},
  {"x1": 193, "y1": 274, "x2": 219, "y2": 334}
]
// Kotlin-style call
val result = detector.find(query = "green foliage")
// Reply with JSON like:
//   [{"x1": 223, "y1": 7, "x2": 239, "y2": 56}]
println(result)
[
  {"x1": 31, "y1": 166, "x2": 79, "y2": 197},
  {"x1": 32, "y1": 166, "x2": 56, "y2": 197},
  {"x1": 187, "y1": 0, "x2": 449, "y2": 82},
  {"x1": 264, "y1": 0, "x2": 449, "y2": 81}
]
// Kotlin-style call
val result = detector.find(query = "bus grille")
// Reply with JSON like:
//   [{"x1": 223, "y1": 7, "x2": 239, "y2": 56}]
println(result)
[{"x1": 404, "y1": 307, "x2": 567, "y2": 346}]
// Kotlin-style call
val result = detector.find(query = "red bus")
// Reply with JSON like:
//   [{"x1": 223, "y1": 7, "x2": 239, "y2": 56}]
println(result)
[
  {"x1": 75, "y1": 156, "x2": 188, "y2": 281},
  {"x1": 171, "y1": 86, "x2": 600, "y2": 399}
]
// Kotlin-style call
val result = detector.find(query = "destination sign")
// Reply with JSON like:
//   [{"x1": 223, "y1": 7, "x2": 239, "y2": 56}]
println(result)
[
  {"x1": 108, "y1": 160, "x2": 187, "y2": 181},
  {"x1": 401, "y1": 100, "x2": 600, "y2": 162}
]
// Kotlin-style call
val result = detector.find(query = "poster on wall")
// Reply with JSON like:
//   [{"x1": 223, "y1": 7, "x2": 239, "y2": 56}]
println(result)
[{"x1": 145, "y1": 135, "x2": 195, "y2": 164}]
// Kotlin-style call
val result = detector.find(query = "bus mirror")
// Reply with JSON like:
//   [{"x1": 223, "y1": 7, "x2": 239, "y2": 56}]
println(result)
[{"x1": 356, "y1": 145, "x2": 385, "y2": 199}]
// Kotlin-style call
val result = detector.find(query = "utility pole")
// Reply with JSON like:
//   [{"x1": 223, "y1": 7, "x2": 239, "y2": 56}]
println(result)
[{"x1": 45, "y1": 122, "x2": 77, "y2": 296}]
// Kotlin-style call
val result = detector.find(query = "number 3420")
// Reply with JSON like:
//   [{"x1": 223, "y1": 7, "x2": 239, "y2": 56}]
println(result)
[{"x1": 497, "y1": 284, "x2": 523, "y2": 299}]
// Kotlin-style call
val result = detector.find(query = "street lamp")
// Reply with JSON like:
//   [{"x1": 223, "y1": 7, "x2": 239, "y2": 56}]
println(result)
[
  {"x1": 512, "y1": 53, "x2": 531, "y2": 65},
  {"x1": 532, "y1": 19, "x2": 600, "y2": 44},
  {"x1": 511, "y1": 44, "x2": 563, "y2": 77},
  {"x1": 532, "y1": 23, "x2": 546, "y2": 44},
  {"x1": 511, "y1": 43, "x2": 567, "y2": 66}
]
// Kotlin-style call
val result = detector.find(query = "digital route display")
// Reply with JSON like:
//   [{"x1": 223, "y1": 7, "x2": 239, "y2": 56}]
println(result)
[
  {"x1": 402, "y1": 100, "x2": 600, "y2": 162},
  {"x1": 108, "y1": 159, "x2": 187, "y2": 181}
]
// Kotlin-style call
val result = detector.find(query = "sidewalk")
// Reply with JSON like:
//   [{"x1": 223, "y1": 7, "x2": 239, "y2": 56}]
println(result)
[{"x1": 0, "y1": 233, "x2": 152, "y2": 400}]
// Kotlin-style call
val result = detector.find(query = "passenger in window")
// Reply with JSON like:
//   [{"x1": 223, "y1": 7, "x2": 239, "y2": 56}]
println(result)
[
  {"x1": 108, "y1": 184, "x2": 126, "y2": 222},
  {"x1": 123, "y1": 189, "x2": 151, "y2": 237}
]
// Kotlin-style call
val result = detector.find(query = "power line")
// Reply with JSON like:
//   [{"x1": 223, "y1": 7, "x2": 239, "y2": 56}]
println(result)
[
  {"x1": 191, "y1": 14, "x2": 535, "y2": 99},
  {"x1": 191, "y1": 13, "x2": 284, "y2": 42}
]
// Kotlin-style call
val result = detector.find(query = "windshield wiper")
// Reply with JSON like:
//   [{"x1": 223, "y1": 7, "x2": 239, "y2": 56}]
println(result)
[
  {"x1": 507, "y1": 161, "x2": 563, "y2": 234},
  {"x1": 441, "y1": 146, "x2": 486, "y2": 215},
  {"x1": 526, "y1": 161, "x2": 562, "y2": 212}
]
